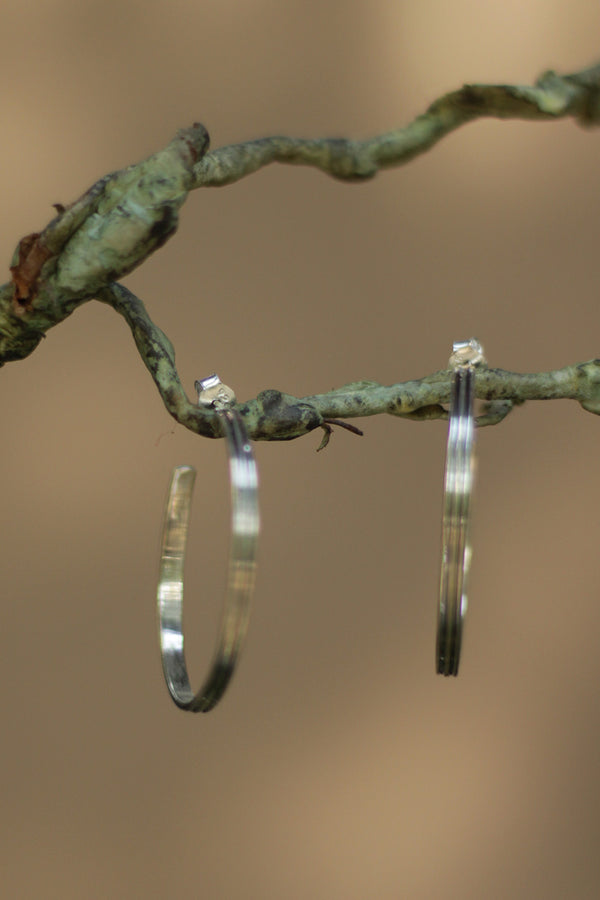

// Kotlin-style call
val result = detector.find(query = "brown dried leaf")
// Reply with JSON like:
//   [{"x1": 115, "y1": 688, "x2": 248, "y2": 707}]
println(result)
[{"x1": 10, "y1": 232, "x2": 55, "y2": 306}]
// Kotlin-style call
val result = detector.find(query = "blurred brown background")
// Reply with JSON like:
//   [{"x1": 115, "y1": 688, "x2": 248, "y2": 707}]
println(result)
[{"x1": 1, "y1": 2, "x2": 600, "y2": 897}]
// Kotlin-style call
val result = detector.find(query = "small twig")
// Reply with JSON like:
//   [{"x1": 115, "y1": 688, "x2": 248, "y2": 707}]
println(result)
[
  {"x1": 322, "y1": 418, "x2": 364, "y2": 436},
  {"x1": 316, "y1": 423, "x2": 333, "y2": 452},
  {"x1": 316, "y1": 418, "x2": 364, "y2": 451}
]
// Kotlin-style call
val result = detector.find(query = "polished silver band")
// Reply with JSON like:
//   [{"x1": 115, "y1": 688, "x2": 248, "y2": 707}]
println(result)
[
  {"x1": 157, "y1": 375, "x2": 260, "y2": 712},
  {"x1": 437, "y1": 339, "x2": 485, "y2": 677}
]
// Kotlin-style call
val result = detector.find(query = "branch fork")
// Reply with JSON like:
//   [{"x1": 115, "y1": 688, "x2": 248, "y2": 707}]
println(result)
[{"x1": 2, "y1": 63, "x2": 600, "y2": 441}]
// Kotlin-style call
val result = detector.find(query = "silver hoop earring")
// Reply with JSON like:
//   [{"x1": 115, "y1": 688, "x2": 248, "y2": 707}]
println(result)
[
  {"x1": 437, "y1": 339, "x2": 485, "y2": 676},
  {"x1": 157, "y1": 375, "x2": 260, "y2": 712}
]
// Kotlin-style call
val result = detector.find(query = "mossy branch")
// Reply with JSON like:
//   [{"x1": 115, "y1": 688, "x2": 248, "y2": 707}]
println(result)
[
  {"x1": 192, "y1": 62, "x2": 600, "y2": 186},
  {"x1": 2, "y1": 62, "x2": 600, "y2": 442},
  {"x1": 99, "y1": 282, "x2": 600, "y2": 445}
]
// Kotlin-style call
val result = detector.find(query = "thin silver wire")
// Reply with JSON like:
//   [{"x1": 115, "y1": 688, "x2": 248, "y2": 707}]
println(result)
[
  {"x1": 437, "y1": 339, "x2": 483, "y2": 676},
  {"x1": 157, "y1": 391, "x2": 259, "y2": 712}
]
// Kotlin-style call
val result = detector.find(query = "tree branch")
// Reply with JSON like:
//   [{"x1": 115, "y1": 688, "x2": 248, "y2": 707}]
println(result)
[
  {"x1": 98, "y1": 283, "x2": 600, "y2": 444},
  {"x1": 2, "y1": 62, "x2": 600, "y2": 442},
  {"x1": 192, "y1": 62, "x2": 600, "y2": 187}
]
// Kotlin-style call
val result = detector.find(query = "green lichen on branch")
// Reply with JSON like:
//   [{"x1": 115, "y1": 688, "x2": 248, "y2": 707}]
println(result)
[
  {"x1": 192, "y1": 62, "x2": 600, "y2": 187},
  {"x1": 1, "y1": 62, "x2": 600, "y2": 441},
  {"x1": 2, "y1": 123, "x2": 209, "y2": 361},
  {"x1": 99, "y1": 283, "x2": 600, "y2": 444}
]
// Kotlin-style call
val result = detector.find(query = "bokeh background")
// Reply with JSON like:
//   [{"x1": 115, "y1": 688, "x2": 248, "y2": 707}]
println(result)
[{"x1": 1, "y1": 2, "x2": 599, "y2": 897}]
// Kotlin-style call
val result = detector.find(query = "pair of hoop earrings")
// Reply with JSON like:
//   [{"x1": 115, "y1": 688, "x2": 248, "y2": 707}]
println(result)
[{"x1": 156, "y1": 341, "x2": 484, "y2": 712}]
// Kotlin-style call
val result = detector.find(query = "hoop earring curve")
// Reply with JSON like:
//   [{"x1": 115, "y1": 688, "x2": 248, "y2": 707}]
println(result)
[
  {"x1": 437, "y1": 339, "x2": 485, "y2": 677},
  {"x1": 157, "y1": 375, "x2": 260, "y2": 712}
]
